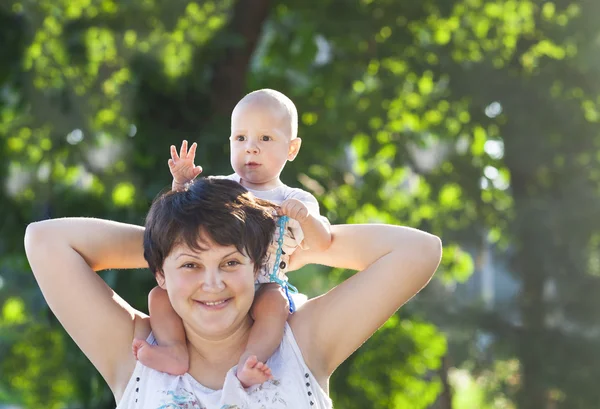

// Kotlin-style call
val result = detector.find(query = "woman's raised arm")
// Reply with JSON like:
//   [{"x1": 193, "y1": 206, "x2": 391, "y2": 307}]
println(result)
[
  {"x1": 24, "y1": 218, "x2": 150, "y2": 399},
  {"x1": 288, "y1": 224, "x2": 442, "y2": 380}
]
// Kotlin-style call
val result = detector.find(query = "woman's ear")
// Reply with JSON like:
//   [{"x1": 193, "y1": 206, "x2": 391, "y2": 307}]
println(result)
[{"x1": 156, "y1": 273, "x2": 166, "y2": 289}]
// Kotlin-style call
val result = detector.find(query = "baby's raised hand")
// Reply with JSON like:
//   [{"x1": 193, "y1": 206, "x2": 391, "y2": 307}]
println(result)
[
  {"x1": 169, "y1": 140, "x2": 203, "y2": 191},
  {"x1": 279, "y1": 198, "x2": 310, "y2": 223}
]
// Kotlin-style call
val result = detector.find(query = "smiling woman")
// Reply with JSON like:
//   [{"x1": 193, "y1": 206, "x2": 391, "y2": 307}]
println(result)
[{"x1": 24, "y1": 177, "x2": 442, "y2": 408}]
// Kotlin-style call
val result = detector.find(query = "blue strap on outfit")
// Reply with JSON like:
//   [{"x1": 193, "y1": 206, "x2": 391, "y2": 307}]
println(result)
[{"x1": 269, "y1": 215, "x2": 298, "y2": 313}]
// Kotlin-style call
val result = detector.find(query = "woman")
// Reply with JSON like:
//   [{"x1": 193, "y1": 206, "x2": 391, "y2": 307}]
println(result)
[{"x1": 24, "y1": 177, "x2": 441, "y2": 408}]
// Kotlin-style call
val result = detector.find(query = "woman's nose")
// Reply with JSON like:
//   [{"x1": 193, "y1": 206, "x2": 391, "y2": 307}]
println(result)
[{"x1": 202, "y1": 269, "x2": 225, "y2": 292}]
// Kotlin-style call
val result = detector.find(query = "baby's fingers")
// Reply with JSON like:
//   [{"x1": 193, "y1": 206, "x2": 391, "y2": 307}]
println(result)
[
  {"x1": 179, "y1": 140, "x2": 188, "y2": 158},
  {"x1": 170, "y1": 145, "x2": 179, "y2": 160},
  {"x1": 187, "y1": 142, "x2": 198, "y2": 159}
]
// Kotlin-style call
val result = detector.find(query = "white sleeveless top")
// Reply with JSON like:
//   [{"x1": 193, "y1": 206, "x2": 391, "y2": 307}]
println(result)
[{"x1": 116, "y1": 323, "x2": 332, "y2": 409}]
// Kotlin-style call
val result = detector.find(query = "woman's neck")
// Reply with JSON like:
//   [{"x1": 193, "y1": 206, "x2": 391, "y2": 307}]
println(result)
[{"x1": 185, "y1": 316, "x2": 253, "y2": 389}]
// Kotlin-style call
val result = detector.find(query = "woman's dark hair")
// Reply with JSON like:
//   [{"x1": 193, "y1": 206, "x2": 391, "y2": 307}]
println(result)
[{"x1": 143, "y1": 177, "x2": 277, "y2": 277}]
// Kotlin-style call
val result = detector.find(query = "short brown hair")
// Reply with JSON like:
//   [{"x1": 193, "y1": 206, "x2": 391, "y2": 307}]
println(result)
[{"x1": 143, "y1": 177, "x2": 277, "y2": 277}]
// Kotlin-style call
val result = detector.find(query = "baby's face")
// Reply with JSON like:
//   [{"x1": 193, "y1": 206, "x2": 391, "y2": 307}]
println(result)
[{"x1": 229, "y1": 101, "x2": 298, "y2": 190}]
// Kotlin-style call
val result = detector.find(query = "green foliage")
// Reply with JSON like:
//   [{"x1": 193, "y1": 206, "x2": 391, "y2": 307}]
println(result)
[
  {"x1": 332, "y1": 316, "x2": 446, "y2": 409},
  {"x1": 450, "y1": 360, "x2": 519, "y2": 409},
  {"x1": 2, "y1": 0, "x2": 600, "y2": 408}
]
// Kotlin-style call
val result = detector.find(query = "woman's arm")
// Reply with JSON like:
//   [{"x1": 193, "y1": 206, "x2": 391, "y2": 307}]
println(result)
[
  {"x1": 288, "y1": 224, "x2": 442, "y2": 380},
  {"x1": 24, "y1": 218, "x2": 150, "y2": 398}
]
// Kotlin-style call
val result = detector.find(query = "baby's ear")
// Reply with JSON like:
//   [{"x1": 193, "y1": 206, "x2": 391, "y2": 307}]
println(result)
[{"x1": 287, "y1": 138, "x2": 302, "y2": 161}]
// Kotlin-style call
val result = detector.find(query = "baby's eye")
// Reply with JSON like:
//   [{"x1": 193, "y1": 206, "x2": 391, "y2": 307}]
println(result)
[
  {"x1": 261, "y1": 135, "x2": 272, "y2": 141},
  {"x1": 236, "y1": 135, "x2": 246, "y2": 141}
]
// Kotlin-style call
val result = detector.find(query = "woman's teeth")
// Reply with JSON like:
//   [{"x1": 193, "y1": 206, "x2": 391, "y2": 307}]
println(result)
[{"x1": 204, "y1": 300, "x2": 226, "y2": 306}]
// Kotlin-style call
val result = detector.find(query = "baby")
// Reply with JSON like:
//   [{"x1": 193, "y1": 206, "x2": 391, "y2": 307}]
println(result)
[{"x1": 132, "y1": 89, "x2": 331, "y2": 387}]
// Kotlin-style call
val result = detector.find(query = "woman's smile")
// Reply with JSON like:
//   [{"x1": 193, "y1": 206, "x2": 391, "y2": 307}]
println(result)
[{"x1": 194, "y1": 298, "x2": 233, "y2": 310}]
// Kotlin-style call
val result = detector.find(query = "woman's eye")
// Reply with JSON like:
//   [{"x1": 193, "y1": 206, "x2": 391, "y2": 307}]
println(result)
[
  {"x1": 182, "y1": 263, "x2": 196, "y2": 269},
  {"x1": 225, "y1": 260, "x2": 240, "y2": 267}
]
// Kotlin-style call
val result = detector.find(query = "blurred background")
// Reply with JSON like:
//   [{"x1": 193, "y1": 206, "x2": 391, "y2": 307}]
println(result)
[{"x1": 1, "y1": 0, "x2": 599, "y2": 408}]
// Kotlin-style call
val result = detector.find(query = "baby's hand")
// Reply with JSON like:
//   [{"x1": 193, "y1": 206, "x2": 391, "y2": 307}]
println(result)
[
  {"x1": 169, "y1": 140, "x2": 202, "y2": 191},
  {"x1": 279, "y1": 198, "x2": 310, "y2": 223}
]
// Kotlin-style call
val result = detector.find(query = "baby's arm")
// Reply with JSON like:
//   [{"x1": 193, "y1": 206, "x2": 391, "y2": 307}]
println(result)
[
  {"x1": 168, "y1": 140, "x2": 203, "y2": 191},
  {"x1": 280, "y1": 198, "x2": 331, "y2": 252}
]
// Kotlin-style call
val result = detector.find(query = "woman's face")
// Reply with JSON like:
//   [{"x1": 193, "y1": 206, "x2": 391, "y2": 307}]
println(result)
[{"x1": 160, "y1": 232, "x2": 257, "y2": 339}]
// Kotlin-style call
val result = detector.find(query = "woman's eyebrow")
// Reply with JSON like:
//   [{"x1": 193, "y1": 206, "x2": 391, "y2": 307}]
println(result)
[
  {"x1": 175, "y1": 253, "x2": 201, "y2": 260},
  {"x1": 223, "y1": 250, "x2": 241, "y2": 258},
  {"x1": 176, "y1": 250, "x2": 241, "y2": 260}
]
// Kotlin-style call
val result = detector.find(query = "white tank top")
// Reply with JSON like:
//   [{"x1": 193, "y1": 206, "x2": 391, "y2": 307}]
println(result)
[{"x1": 116, "y1": 323, "x2": 332, "y2": 409}]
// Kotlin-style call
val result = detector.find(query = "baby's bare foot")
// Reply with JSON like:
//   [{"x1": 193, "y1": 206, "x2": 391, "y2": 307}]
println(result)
[
  {"x1": 132, "y1": 338, "x2": 189, "y2": 375},
  {"x1": 236, "y1": 355, "x2": 273, "y2": 388}
]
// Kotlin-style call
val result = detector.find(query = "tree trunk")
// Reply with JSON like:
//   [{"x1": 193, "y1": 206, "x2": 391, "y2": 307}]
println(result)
[
  {"x1": 504, "y1": 132, "x2": 548, "y2": 409},
  {"x1": 515, "y1": 244, "x2": 547, "y2": 409},
  {"x1": 436, "y1": 354, "x2": 454, "y2": 409},
  {"x1": 209, "y1": 0, "x2": 272, "y2": 116}
]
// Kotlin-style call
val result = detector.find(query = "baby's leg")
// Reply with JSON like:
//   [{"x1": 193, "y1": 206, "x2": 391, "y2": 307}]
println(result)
[
  {"x1": 132, "y1": 286, "x2": 189, "y2": 375},
  {"x1": 236, "y1": 283, "x2": 289, "y2": 387}
]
